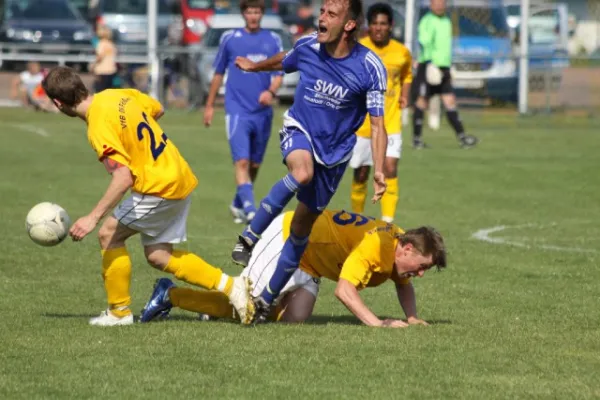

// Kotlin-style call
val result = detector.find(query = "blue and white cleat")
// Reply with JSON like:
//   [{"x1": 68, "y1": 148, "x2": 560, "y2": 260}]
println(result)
[
  {"x1": 229, "y1": 204, "x2": 246, "y2": 224},
  {"x1": 140, "y1": 278, "x2": 175, "y2": 323}
]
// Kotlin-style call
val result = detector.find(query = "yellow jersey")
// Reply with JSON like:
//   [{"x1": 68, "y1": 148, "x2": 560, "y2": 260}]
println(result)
[
  {"x1": 86, "y1": 89, "x2": 197, "y2": 200},
  {"x1": 282, "y1": 210, "x2": 410, "y2": 289},
  {"x1": 356, "y1": 37, "x2": 413, "y2": 138}
]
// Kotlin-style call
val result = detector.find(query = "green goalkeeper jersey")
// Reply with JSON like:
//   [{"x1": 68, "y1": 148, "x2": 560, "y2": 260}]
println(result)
[{"x1": 418, "y1": 12, "x2": 453, "y2": 67}]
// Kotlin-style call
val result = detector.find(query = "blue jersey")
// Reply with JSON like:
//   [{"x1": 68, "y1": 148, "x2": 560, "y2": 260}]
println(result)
[
  {"x1": 213, "y1": 28, "x2": 284, "y2": 115},
  {"x1": 281, "y1": 33, "x2": 387, "y2": 167}
]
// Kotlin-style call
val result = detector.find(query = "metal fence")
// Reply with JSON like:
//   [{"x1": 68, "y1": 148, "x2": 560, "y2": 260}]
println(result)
[
  {"x1": 0, "y1": 42, "x2": 207, "y2": 110},
  {"x1": 5, "y1": 0, "x2": 600, "y2": 115}
]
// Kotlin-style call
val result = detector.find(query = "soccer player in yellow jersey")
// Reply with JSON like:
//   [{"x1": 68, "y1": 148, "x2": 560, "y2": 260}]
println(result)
[
  {"x1": 140, "y1": 210, "x2": 446, "y2": 327},
  {"x1": 42, "y1": 67, "x2": 255, "y2": 326},
  {"x1": 350, "y1": 3, "x2": 412, "y2": 223}
]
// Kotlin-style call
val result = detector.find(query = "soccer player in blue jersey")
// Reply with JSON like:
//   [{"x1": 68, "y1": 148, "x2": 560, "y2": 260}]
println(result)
[
  {"x1": 232, "y1": 0, "x2": 389, "y2": 322},
  {"x1": 203, "y1": 0, "x2": 284, "y2": 224}
]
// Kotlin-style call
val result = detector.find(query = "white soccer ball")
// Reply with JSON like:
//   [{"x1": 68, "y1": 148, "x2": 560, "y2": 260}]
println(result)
[
  {"x1": 25, "y1": 202, "x2": 71, "y2": 247},
  {"x1": 426, "y1": 63, "x2": 443, "y2": 85}
]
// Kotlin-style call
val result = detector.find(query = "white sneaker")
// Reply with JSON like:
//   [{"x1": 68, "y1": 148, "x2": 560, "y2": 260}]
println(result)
[
  {"x1": 89, "y1": 309, "x2": 134, "y2": 326},
  {"x1": 229, "y1": 204, "x2": 245, "y2": 224},
  {"x1": 228, "y1": 276, "x2": 255, "y2": 325}
]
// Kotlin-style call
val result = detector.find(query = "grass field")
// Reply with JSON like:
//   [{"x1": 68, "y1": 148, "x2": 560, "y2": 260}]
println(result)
[{"x1": 1, "y1": 106, "x2": 599, "y2": 399}]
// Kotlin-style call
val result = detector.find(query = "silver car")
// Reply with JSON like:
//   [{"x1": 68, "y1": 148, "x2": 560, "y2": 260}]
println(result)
[
  {"x1": 89, "y1": 0, "x2": 177, "y2": 47},
  {"x1": 197, "y1": 14, "x2": 299, "y2": 101}
]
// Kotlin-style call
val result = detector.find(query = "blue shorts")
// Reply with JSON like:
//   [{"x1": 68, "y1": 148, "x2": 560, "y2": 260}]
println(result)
[
  {"x1": 280, "y1": 128, "x2": 348, "y2": 214},
  {"x1": 226, "y1": 110, "x2": 273, "y2": 164}
]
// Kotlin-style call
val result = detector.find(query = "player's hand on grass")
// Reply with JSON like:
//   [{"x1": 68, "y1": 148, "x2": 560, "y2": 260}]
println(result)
[
  {"x1": 407, "y1": 317, "x2": 429, "y2": 326},
  {"x1": 372, "y1": 171, "x2": 386, "y2": 203},
  {"x1": 380, "y1": 319, "x2": 409, "y2": 328},
  {"x1": 69, "y1": 215, "x2": 98, "y2": 241},
  {"x1": 235, "y1": 56, "x2": 256, "y2": 72},
  {"x1": 203, "y1": 105, "x2": 214, "y2": 127},
  {"x1": 258, "y1": 90, "x2": 274, "y2": 106}
]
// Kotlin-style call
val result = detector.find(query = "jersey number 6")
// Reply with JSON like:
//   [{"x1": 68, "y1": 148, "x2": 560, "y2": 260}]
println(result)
[
  {"x1": 137, "y1": 112, "x2": 168, "y2": 160},
  {"x1": 333, "y1": 210, "x2": 375, "y2": 227}
]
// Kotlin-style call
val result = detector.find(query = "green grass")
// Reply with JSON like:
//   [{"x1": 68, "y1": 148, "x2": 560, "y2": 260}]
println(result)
[{"x1": 1, "y1": 107, "x2": 599, "y2": 399}]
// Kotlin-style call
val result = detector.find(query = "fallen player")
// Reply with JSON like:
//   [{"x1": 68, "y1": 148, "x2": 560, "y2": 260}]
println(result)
[{"x1": 141, "y1": 209, "x2": 446, "y2": 327}]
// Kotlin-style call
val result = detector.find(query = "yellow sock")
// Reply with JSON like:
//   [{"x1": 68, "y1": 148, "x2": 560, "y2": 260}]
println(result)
[
  {"x1": 163, "y1": 250, "x2": 234, "y2": 295},
  {"x1": 169, "y1": 286, "x2": 283, "y2": 322},
  {"x1": 169, "y1": 287, "x2": 235, "y2": 319},
  {"x1": 350, "y1": 179, "x2": 368, "y2": 214},
  {"x1": 101, "y1": 247, "x2": 132, "y2": 317},
  {"x1": 380, "y1": 177, "x2": 399, "y2": 223}
]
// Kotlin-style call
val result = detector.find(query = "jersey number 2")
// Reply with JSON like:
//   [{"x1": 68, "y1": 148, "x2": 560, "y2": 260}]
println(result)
[{"x1": 137, "y1": 112, "x2": 168, "y2": 160}]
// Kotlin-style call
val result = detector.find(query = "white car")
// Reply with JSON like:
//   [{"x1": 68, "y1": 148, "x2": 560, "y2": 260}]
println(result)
[{"x1": 197, "y1": 14, "x2": 299, "y2": 101}]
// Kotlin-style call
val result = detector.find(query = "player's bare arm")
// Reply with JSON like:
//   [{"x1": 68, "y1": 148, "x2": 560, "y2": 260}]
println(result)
[
  {"x1": 69, "y1": 158, "x2": 133, "y2": 241},
  {"x1": 369, "y1": 114, "x2": 388, "y2": 202},
  {"x1": 204, "y1": 73, "x2": 224, "y2": 127},
  {"x1": 335, "y1": 278, "x2": 408, "y2": 328},
  {"x1": 395, "y1": 281, "x2": 429, "y2": 326},
  {"x1": 235, "y1": 50, "x2": 287, "y2": 72},
  {"x1": 259, "y1": 75, "x2": 284, "y2": 106}
]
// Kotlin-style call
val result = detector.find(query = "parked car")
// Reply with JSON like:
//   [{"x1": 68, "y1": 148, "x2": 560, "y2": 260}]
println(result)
[
  {"x1": 408, "y1": 0, "x2": 517, "y2": 103},
  {"x1": 88, "y1": 0, "x2": 178, "y2": 48},
  {"x1": 179, "y1": 0, "x2": 278, "y2": 46},
  {"x1": 505, "y1": 0, "x2": 570, "y2": 92},
  {"x1": 197, "y1": 14, "x2": 298, "y2": 102},
  {"x1": 0, "y1": 0, "x2": 94, "y2": 70}
]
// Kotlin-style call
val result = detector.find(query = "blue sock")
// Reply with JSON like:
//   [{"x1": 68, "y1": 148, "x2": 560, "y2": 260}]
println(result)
[
  {"x1": 237, "y1": 183, "x2": 256, "y2": 215},
  {"x1": 232, "y1": 193, "x2": 243, "y2": 209},
  {"x1": 242, "y1": 174, "x2": 301, "y2": 244},
  {"x1": 260, "y1": 232, "x2": 309, "y2": 304}
]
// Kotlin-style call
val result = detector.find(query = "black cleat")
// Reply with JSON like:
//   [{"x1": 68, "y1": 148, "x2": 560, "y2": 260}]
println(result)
[
  {"x1": 231, "y1": 235, "x2": 254, "y2": 267},
  {"x1": 413, "y1": 139, "x2": 430, "y2": 149},
  {"x1": 459, "y1": 134, "x2": 478, "y2": 148},
  {"x1": 251, "y1": 296, "x2": 272, "y2": 325}
]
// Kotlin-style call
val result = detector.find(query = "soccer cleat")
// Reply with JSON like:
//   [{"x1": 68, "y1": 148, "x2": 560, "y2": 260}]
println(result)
[
  {"x1": 251, "y1": 296, "x2": 272, "y2": 325},
  {"x1": 231, "y1": 235, "x2": 254, "y2": 267},
  {"x1": 139, "y1": 278, "x2": 175, "y2": 323},
  {"x1": 245, "y1": 211, "x2": 256, "y2": 224},
  {"x1": 459, "y1": 134, "x2": 478, "y2": 149},
  {"x1": 89, "y1": 309, "x2": 134, "y2": 326},
  {"x1": 413, "y1": 139, "x2": 430, "y2": 149},
  {"x1": 228, "y1": 276, "x2": 255, "y2": 325},
  {"x1": 229, "y1": 204, "x2": 246, "y2": 224}
]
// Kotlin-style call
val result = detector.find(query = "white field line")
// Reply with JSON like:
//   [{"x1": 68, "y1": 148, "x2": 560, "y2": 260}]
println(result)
[
  {"x1": 9, "y1": 123, "x2": 49, "y2": 137},
  {"x1": 471, "y1": 224, "x2": 598, "y2": 254}
]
